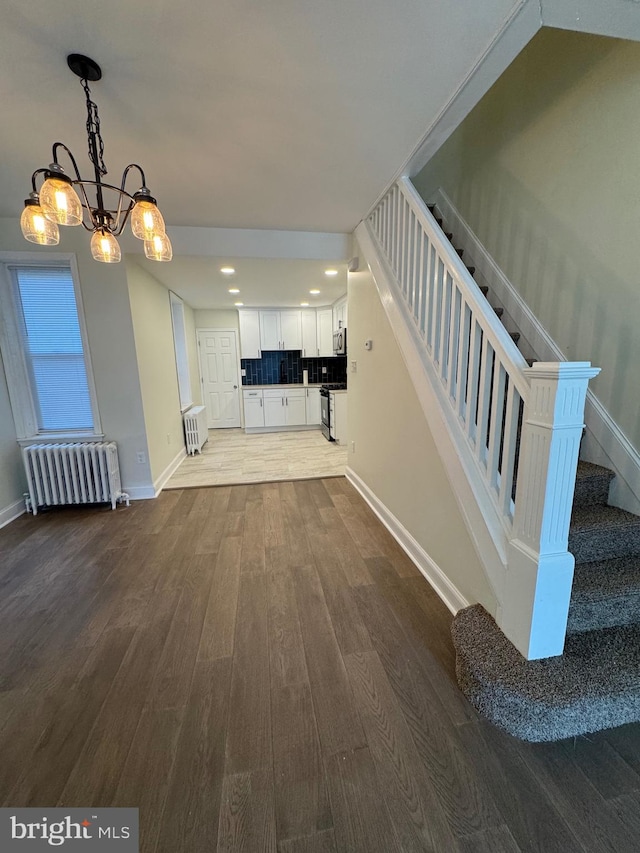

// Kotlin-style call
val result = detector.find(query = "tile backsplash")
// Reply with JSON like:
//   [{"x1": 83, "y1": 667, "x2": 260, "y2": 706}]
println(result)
[{"x1": 242, "y1": 350, "x2": 347, "y2": 386}]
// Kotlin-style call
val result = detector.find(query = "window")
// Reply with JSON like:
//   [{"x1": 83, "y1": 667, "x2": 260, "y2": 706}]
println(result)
[
  {"x1": 0, "y1": 256, "x2": 100, "y2": 440},
  {"x1": 169, "y1": 292, "x2": 193, "y2": 411}
]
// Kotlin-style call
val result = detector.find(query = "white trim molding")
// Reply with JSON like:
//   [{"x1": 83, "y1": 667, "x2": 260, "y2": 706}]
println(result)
[
  {"x1": 434, "y1": 187, "x2": 640, "y2": 516},
  {"x1": 0, "y1": 497, "x2": 26, "y2": 529},
  {"x1": 346, "y1": 467, "x2": 469, "y2": 615},
  {"x1": 153, "y1": 446, "x2": 187, "y2": 497}
]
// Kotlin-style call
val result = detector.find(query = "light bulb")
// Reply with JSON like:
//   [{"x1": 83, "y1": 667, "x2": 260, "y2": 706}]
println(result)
[
  {"x1": 20, "y1": 197, "x2": 59, "y2": 245},
  {"x1": 91, "y1": 229, "x2": 121, "y2": 263},
  {"x1": 131, "y1": 198, "x2": 165, "y2": 240},
  {"x1": 144, "y1": 232, "x2": 172, "y2": 262},
  {"x1": 40, "y1": 174, "x2": 82, "y2": 226}
]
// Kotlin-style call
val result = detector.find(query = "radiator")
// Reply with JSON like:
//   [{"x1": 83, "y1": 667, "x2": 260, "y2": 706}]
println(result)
[
  {"x1": 23, "y1": 442, "x2": 130, "y2": 515},
  {"x1": 183, "y1": 405, "x2": 209, "y2": 455}
]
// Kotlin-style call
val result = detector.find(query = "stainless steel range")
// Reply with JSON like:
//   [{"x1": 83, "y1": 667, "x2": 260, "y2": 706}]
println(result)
[{"x1": 319, "y1": 383, "x2": 346, "y2": 441}]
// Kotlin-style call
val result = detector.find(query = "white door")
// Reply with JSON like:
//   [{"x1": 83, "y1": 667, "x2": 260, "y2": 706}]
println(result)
[{"x1": 198, "y1": 329, "x2": 241, "y2": 428}]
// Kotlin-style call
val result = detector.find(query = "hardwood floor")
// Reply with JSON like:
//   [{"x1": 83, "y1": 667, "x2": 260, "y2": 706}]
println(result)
[
  {"x1": 165, "y1": 429, "x2": 347, "y2": 489},
  {"x1": 2, "y1": 477, "x2": 640, "y2": 852}
]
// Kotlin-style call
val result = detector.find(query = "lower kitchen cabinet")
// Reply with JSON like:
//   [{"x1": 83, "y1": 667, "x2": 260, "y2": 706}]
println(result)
[
  {"x1": 330, "y1": 391, "x2": 347, "y2": 444},
  {"x1": 263, "y1": 388, "x2": 307, "y2": 427},
  {"x1": 243, "y1": 386, "x2": 323, "y2": 431},
  {"x1": 243, "y1": 389, "x2": 264, "y2": 428},
  {"x1": 305, "y1": 387, "x2": 321, "y2": 425}
]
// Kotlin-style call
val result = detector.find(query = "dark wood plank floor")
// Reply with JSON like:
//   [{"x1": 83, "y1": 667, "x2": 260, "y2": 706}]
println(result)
[{"x1": 2, "y1": 476, "x2": 640, "y2": 852}]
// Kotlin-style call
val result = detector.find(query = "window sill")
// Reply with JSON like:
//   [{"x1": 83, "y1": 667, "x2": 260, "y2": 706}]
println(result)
[{"x1": 18, "y1": 433, "x2": 106, "y2": 447}]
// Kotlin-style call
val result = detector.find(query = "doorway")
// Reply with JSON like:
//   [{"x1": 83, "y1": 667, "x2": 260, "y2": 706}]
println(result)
[{"x1": 197, "y1": 328, "x2": 241, "y2": 428}]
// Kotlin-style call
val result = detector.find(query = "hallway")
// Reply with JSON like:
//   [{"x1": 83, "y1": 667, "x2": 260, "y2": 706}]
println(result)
[{"x1": 1, "y1": 478, "x2": 640, "y2": 851}]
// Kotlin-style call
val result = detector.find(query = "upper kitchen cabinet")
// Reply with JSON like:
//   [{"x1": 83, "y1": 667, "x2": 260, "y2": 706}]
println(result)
[
  {"x1": 333, "y1": 296, "x2": 347, "y2": 331},
  {"x1": 259, "y1": 310, "x2": 302, "y2": 351},
  {"x1": 301, "y1": 310, "x2": 317, "y2": 358},
  {"x1": 316, "y1": 308, "x2": 333, "y2": 357},
  {"x1": 239, "y1": 310, "x2": 261, "y2": 359}
]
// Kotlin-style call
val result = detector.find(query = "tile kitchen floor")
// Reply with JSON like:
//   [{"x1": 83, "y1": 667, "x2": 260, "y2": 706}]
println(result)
[{"x1": 165, "y1": 428, "x2": 348, "y2": 489}]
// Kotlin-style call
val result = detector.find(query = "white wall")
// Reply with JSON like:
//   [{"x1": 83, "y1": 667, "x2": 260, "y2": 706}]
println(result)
[
  {"x1": 126, "y1": 260, "x2": 185, "y2": 488},
  {"x1": 195, "y1": 309, "x2": 240, "y2": 332},
  {"x1": 0, "y1": 218, "x2": 154, "y2": 505},
  {"x1": 184, "y1": 303, "x2": 201, "y2": 406},
  {"x1": 346, "y1": 259, "x2": 497, "y2": 613},
  {"x1": 413, "y1": 29, "x2": 640, "y2": 452}
]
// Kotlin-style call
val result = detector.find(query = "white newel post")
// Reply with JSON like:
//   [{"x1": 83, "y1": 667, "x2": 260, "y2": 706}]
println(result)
[{"x1": 501, "y1": 362, "x2": 600, "y2": 660}]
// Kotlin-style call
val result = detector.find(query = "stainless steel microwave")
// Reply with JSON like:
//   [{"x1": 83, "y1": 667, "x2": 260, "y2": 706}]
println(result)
[{"x1": 333, "y1": 328, "x2": 347, "y2": 355}]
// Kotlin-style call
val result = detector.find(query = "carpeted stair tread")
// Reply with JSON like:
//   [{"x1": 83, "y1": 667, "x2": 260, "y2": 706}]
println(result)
[
  {"x1": 569, "y1": 504, "x2": 640, "y2": 563},
  {"x1": 452, "y1": 604, "x2": 640, "y2": 741},
  {"x1": 573, "y1": 461, "x2": 614, "y2": 507},
  {"x1": 568, "y1": 555, "x2": 640, "y2": 633}
]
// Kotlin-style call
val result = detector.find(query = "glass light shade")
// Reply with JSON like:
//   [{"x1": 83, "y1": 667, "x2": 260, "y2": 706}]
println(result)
[
  {"x1": 21, "y1": 202, "x2": 60, "y2": 245},
  {"x1": 40, "y1": 177, "x2": 83, "y2": 226},
  {"x1": 131, "y1": 200, "x2": 165, "y2": 240},
  {"x1": 91, "y1": 229, "x2": 121, "y2": 263},
  {"x1": 144, "y1": 232, "x2": 172, "y2": 262}
]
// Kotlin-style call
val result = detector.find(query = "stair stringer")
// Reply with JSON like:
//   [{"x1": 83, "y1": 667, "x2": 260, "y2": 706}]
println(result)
[
  {"x1": 355, "y1": 219, "x2": 509, "y2": 616},
  {"x1": 434, "y1": 186, "x2": 640, "y2": 517}
]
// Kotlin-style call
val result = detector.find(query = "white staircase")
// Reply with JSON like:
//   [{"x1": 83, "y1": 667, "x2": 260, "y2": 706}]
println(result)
[{"x1": 356, "y1": 177, "x2": 600, "y2": 659}]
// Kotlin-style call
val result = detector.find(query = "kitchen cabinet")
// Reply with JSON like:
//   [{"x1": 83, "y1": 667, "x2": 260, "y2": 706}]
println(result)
[
  {"x1": 259, "y1": 311, "x2": 281, "y2": 351},
  {"x1": 305, "y1": 387, "x2": 321, "y2": 425},
  {"x1": 333, "y1": 296, "x2": 347, "y2": 331},
  {"x1": 263, "y1": 390, "x2": 287, "y2": 427},
  {"x1": 285, "y1": 389, "x2": 307, "y2": 425},
  {"x1": 330, "y1": 391, "x2": 347, "y2": 444},
  {"x1": 316, "y1": 308, "x2": 333, "y2": 357},
  {"x1": 243, "y1": 388, "x2": 264, "y2": 428},
  {"x1": 301, "y1": 310, "x2": 318, "y2": 357},
  {"x1": 239, "y1": 310, "x2": 261, "y2": 359},
  {"x1": 280, "y1": 311, "x2": 302, "y2": 350},
  {"x1": 263, "y1": 388, "x2": 307, "y2": 427},
  {"x1": 259, "y1": 310, "x2": 302, "y2": 351}
]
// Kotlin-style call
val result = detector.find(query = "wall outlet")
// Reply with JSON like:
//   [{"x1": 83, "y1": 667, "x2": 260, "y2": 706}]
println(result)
[
  {"x1": 322, "y1": 366, "x2": 327, "y2": 374},
  {"x1": 241, "y1": 368, "x2": 246, "y2": 376},
  {"x1": 351, "y1": 440, "x2": 356, "y2": 453},
  {"x1": 351, "y1": 360, "x2": 357, "y2": 373},
  {"x1": 136, "y1": 451, "x2": 146, "y2": 464}
]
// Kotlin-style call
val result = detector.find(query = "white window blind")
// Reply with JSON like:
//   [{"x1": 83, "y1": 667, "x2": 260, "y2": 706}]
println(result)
[{"x1": 12, "y1": 266, "x2": 94, "y2": 432}]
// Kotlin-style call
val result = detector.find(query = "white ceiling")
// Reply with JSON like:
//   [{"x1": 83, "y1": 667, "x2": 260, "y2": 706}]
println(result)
[
  {"x1": 132, "y1": 256, "x2": 348, "y2": 310},
  {"x1": 1, "y1": 0, "x2": 520, "y2": 236}
]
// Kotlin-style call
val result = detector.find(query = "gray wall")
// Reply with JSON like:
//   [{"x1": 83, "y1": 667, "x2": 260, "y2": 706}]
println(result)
[
  {"x1": 413, "y1": 28, "x2": 640, "y2": 450},
  {"x1": 0, "y1": 218, "x2": 154, "y2": 515}
]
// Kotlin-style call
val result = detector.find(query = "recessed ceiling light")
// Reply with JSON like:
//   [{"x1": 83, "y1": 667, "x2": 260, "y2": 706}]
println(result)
[
  {"x1": 300, "y1": 302, "x2": 310, "y2": 307},
  {"x1": 324, "y1": 269, "x2": 338, "y2": 277},
  {"x1": 228, "y1": 288, "x2": 240, "y2": 294},
  {"x1": 309, "y1": 289, "x2": 321, "y2": 295},
  {"x1": 234, "y1": 301, "x2": 243, "y2": 306},
  {"x1": 220, "y1": 266, "x2": 235, "y2": 275}
]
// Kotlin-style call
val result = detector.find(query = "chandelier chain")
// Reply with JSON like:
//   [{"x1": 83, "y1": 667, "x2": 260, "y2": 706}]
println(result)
[{"x1": 82, "y1": 77, "x2": 107, "y2": 177}]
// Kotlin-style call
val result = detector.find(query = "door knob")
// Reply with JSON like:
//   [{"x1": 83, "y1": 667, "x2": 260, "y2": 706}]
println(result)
[{"x1": 233, "y1": 384, "x2": 238, "y2": 389}]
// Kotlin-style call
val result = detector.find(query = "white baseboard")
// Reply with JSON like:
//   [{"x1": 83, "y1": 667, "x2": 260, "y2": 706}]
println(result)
[
  {"x1": 117, "y1": 448, "x2": 187, "y2": 502},
  {"x1": 346, "y1": 467, "x2": 469, "y2": 615},
  {"x1": 0, "y1": 497, "x2": 26, "y2": 529},
  {"x1": 434, "y1": 187, "x2": 640, "y2": 515},
  {"x1": 153, "y1": 447, "x2": 187, "y2": 496}
]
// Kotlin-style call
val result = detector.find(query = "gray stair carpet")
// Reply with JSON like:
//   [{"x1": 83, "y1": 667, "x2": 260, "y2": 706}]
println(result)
[
  {"x1": 452, "y1": 458, "x2": 640, "y2": 742},
  {"x1": 427, "y1": 204, "x2": 640, "y2": 740}
]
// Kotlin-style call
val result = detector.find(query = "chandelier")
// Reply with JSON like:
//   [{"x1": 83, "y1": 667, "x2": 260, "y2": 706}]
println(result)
[{"x1": 20, "y1": 54, "x2": 172, "y2": 263}]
